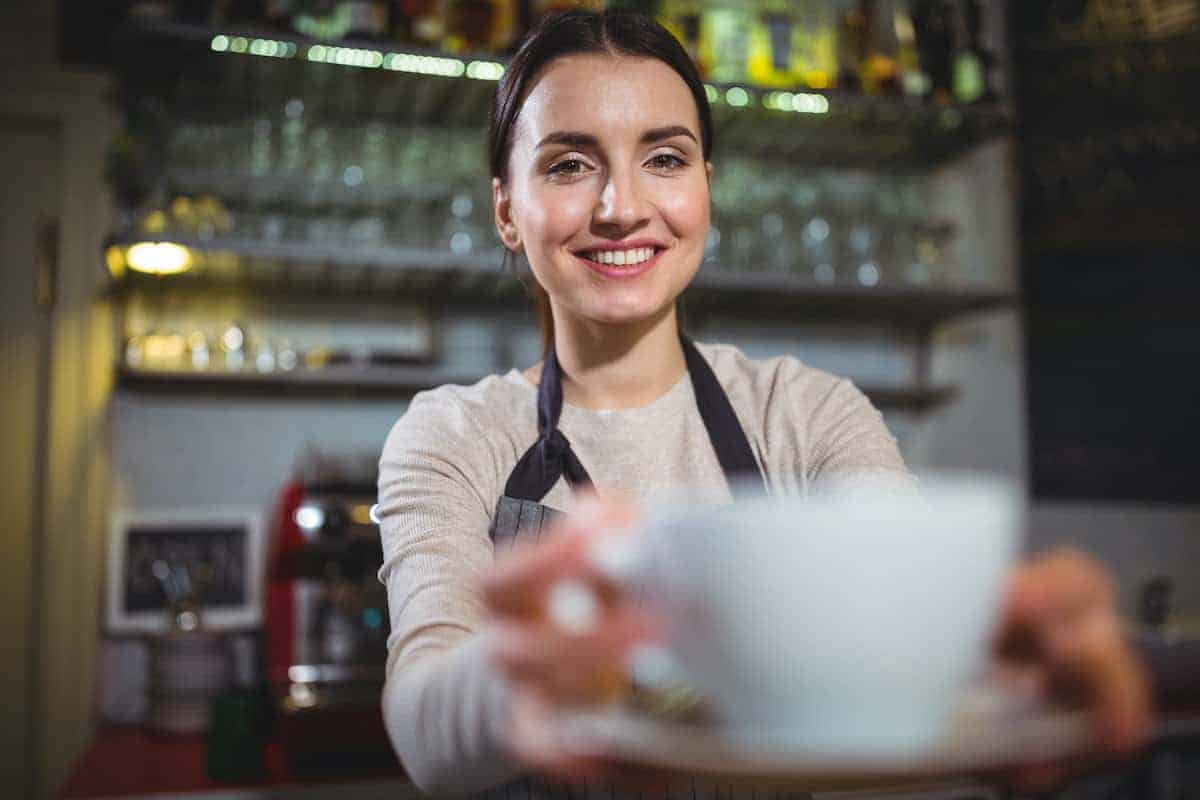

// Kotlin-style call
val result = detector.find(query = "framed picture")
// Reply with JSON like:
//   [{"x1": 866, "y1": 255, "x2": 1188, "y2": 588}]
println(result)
[{"x1": 106, "y1": 508, "x2": 266, "y2": 635}]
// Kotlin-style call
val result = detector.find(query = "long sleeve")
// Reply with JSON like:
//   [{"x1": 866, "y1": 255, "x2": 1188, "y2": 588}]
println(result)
[{"x1": 376, "y1": 389, "x2": 523, "y2": 796}]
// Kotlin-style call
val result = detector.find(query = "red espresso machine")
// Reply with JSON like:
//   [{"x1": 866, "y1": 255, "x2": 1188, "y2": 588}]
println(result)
[{"x1": 266, "y1": 471, "x2": 400, "y2": 777}]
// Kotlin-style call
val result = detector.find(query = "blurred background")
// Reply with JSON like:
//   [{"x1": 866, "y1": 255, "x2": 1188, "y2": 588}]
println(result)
[{"x1": 1, "y1": 1, "x2": 1197, "y2": 799}]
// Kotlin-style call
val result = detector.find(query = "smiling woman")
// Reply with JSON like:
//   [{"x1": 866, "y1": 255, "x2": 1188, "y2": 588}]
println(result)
[
  {"x1": 375, "y1": 9, "x2": 915, "y2": 799},
  {"x1": 488, "y1": 11, "x2": 714, "y2": 370}
]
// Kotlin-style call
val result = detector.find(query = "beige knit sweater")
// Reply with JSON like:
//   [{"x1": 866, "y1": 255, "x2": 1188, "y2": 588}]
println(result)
[{"x1": 376, "y1": 342, "x2": 912, "y2": 797}]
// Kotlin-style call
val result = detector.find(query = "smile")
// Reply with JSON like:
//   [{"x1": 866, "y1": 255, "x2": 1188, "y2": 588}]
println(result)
[
  {"x1": 578, "y1": 247, "x2": 658, "y2": 266},
  {"x1": 574, "y1": 245, "x2": 665, "y2": 280}
]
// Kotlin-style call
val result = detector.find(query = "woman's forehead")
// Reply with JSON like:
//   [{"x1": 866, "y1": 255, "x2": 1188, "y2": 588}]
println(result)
[{"x1": 514, "y1": 54, "x2": 700, "y2": 148}]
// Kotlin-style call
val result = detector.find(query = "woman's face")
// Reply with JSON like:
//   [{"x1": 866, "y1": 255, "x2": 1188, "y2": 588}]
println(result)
[{"x1": 494, "y1": 54, "x2": 711, "y2": 330}]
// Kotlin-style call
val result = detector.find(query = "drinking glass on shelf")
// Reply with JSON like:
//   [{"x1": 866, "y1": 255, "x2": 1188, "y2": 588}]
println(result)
[
  {"x1": 846, "y1": 217, "x2": 884, "y2": 288},
  {"x1": 760, "y1": 211, "x2": 799, "y2": 274},
  {"x1": 279, "y1": 99, "x2": 307, "y2": 178},
  {"x1": 721, "y1": 217, "x2": 759, "y2": 273},
  {"x1": 800, "y1": 214, "x2": 836, "y2": 285},
  {"x1": 442, "y1": 192, "x2": 489, "y2": 258}
]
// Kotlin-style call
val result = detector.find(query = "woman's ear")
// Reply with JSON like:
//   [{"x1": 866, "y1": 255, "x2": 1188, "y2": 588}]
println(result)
[{"x1": 493, "y1": 176, "x2": 522, "y2": 252}]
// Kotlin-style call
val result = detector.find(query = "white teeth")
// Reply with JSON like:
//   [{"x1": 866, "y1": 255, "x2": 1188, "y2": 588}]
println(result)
[{"x1": 585, "y1": 247, "x2": 656, "y2": 266}]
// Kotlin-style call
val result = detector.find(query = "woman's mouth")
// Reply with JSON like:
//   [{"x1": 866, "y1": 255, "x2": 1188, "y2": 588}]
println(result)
[{"x1": 575, "y1": 246, "x2": 665, "y2": 279}]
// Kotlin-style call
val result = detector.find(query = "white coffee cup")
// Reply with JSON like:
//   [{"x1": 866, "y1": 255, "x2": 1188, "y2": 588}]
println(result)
[{"x1": 582, "y1": 472, "x2": 1022, "y2": 755}]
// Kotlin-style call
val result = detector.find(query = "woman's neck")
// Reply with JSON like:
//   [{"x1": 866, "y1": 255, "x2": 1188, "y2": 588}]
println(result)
[{"x1": 532, "y1": 306, "x2": 687, "y2": 411}]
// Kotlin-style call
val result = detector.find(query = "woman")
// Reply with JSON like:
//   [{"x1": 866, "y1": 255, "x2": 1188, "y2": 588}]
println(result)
[{"x1": 377, "y1": 9, "x2": 1153, "y2": 797}]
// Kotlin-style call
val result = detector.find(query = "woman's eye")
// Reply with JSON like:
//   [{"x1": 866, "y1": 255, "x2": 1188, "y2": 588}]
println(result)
[
  {"x1": 548, "y1": 158, "x2": 586, "y2": 176},
  {"x1": 648, "y1": 153, "x2": 686, "y2": 170}
]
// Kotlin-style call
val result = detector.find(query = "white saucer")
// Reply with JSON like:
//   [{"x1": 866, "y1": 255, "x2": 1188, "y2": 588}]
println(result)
[{"x1": 549, "y1": 684, "x2": 1093, "y2": 792}]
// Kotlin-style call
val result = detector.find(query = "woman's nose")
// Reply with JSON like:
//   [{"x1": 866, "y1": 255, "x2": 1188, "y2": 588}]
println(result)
[{"x1": 593, "y1": 169, "x2": 648, "y2": 232}]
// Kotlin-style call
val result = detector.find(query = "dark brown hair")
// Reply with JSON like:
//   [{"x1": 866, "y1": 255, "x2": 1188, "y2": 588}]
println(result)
[{"x1": 487, "y1": 9, "x2": 714, "y2": 356}]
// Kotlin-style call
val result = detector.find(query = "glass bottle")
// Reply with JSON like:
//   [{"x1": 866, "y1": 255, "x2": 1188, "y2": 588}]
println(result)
[
  {"x1": 702, "y1": 2, "x2": 753, "y2": 85},
  {"x1": 836, "y1": 0, "x2": 868, "y2": 92},
  {"x1": 659, "y1": 0, "x2": 706, "y2": 75},
  {"x1": 911, "y1": 0, "x2": 954, "y2": 104},
  {"x1": 864, "y1": 0, "x2": 903, "y2": 95},
  {"x1": 748, "y1": 0, "x2": 798, "y2": 89},
  {"x1": 953, "y1": 0, "x2": 996, "y2": 104},
  {"x1": 792, "y1": 1, "x2": 838, "y2": 90},
  {"x1": 443, "y1": 1, "x2": 498, "y2": 51},
  {"x1": 341, "y1": 0, "x2": 391, "y2": 39},
  {"x1": 893, "y1": 0, "x2": 930, "y2": 97}
]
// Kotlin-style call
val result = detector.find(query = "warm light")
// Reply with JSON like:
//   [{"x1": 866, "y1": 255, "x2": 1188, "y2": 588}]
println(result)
[
  {"x1": 351, "y1": 504, "x2": 374, "y2": 525},
  {"x1": 142, "y1": 333, "x2": 187, "y2": 368},
  {"x1": 105, "y1": 245, "x2": 127, "y2": 278},
  {"x1": 142, "y1": 210, "x2": 167, "y2": 233},
  {"x1": 125, "y1": 242, "x2": 192, "y2": 275},
  {"x1": 805, "y1": 71, "x2": 832, "y2": 90}
]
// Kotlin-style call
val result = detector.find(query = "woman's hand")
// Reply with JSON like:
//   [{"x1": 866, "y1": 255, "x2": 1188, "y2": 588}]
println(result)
[
  {"x1": 993, "y1": 548, "x2": 1154, "y2": 790},
  {"x1": 481, "y1": 491, "x2": 654, "y2": 782}
]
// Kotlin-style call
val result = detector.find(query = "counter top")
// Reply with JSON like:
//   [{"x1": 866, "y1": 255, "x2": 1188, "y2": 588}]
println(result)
[{"x1": 60, "y1": 727, "x2": 413, "y2": 800}]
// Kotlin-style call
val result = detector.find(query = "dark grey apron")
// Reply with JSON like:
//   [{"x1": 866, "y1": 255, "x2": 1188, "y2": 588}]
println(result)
[
  {"x1": 490, "y1": 334, "x2": 766, "y2": 549},
  {"x1": 483, "y1": 337, "x2": 812, "y2": 800}
]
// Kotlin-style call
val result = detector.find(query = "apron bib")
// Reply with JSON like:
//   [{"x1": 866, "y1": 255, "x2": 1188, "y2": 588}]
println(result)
[{"x1": 490, "y1": 334, "x2": 766, "y2": 548}]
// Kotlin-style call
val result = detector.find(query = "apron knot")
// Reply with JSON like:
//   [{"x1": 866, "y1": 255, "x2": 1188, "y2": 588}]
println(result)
[{"x1": 503, "y1": 428, "x2": 593, "y2": 500}]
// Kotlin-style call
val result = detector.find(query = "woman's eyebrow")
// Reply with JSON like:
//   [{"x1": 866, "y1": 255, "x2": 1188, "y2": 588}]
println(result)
[
  {"x1": 536, "y1": 131, "x2": 599, "y2": 150},
  {"x1": 535, "y1": 125, "x2": 698, "y2": 151},
  {"x1": 640, "y1": 125, "x2": 697, "y2": 146}
]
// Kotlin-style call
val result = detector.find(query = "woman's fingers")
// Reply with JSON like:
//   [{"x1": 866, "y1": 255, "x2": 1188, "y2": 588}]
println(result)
[
  {"x1": 483, "y1": 491, "x2": 640, "y2": 619},
  {"x1": 493, "y1": 610, "x2": 652, "y2": 700},
  {"x1": 1052, "y1": 614, "x2": 1152, "y2": 755},
  {"x1": 994, "y1": 548, "x2": 1152, "y2": 759}
]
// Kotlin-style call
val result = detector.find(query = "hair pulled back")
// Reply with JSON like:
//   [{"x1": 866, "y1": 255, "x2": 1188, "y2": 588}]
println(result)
[{"x1": 486, "y1": 9, "x2": 714, "y2": 355}]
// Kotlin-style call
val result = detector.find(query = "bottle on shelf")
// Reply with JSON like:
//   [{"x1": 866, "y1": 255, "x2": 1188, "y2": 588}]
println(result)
[
  {"x1": 893, "y1": 0, "x2": 931, "y2": 97},
  {"x1": 701, "y1": 2, "x2": 753, "y2": 84},
  {"x1": 791, "y1": 1, "x2": 839, "y2": 90},
  {"x1": 390, "y1": 0, "x2": 446, "y2": 48},
  {"x1": 262, "y1": 0, "x2": 296, "y2": 30},
  {"x1": 341, "y1": 0, "x2": 391, "y2": 39},
  {"x1": 748, "y1": 0, "x2": 800, "y2": 89},
  {"x1": 442, "y1": 1, "x2": 499, "y2": 51},
  {"x1": 659, "y1": 0, "x2": 707, "y2": 76},
  {"x1": 835, "y1": 0, "x2": 869, "y2": 92},
  {"x1": 865, "y1": 0, "x2": 904, "y2": 95},
  {"x1": 953, "y1": 0, "x2": 996, "y2": 104},
  {"x1": 291, "y1": 0, "x2": 352, "y2": 39},
  {"x1": 910, "y1": 0, "x2": 955, "y2": 104}
]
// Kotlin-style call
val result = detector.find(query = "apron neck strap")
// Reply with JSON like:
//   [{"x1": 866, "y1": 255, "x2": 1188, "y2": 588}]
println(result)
[{"x1": 503, "y1": 334, "x2": 765, "y2": 502}]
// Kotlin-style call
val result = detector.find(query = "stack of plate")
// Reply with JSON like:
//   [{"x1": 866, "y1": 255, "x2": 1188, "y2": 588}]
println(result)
[{"x1": 147, "y1": 632, "x2": 232, "y2": 735}]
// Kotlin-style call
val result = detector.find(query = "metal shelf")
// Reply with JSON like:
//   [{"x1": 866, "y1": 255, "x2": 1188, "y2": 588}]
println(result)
[
  {"x1": 104, "y1": 234, "x2": 1017, "y2": 326},
  {"x1": 115, "y1": 365, "x2": 959, "y2": 412},
  {"x1": 114, "y1": 18, "x2": 1012, "y2": 168}
]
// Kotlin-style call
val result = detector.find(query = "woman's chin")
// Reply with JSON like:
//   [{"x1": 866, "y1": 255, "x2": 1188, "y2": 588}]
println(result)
[{"x1": 581, "y1": 299, "x2": 676, "y2": 328}]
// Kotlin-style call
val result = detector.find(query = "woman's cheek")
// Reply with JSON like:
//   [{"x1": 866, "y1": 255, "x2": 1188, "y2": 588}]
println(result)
[
  {"x1": 531, "y1": 187, "x2": 595, "y2": 248},
  {"x1": 657, "y1": 179, "x2": 710, "y2": 236}
]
